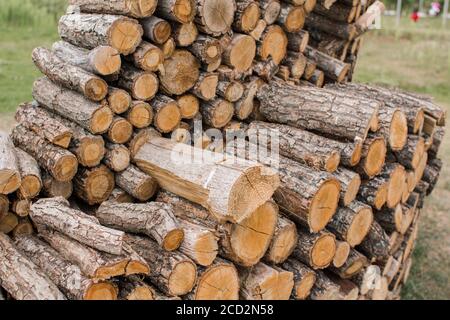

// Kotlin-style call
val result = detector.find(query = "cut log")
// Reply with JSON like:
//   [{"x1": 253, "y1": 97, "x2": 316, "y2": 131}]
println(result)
[
  {"x1": 118, "y1": 63, "x2": 159, "y2": 101},
  {"x1": 239, "y1": 262, "x2": 294, "y2": 300},
  {"x1": 333, "y1": 240, "x2": 351, "y2": 268},
  {"x1": 52, "y1": 41, "x2": 121, "y2": 76},
  {"x1": 58, "y1": 13, "x2": 143, "y2": 55},
  {"x1": 177, "y1": 94, "x2": 200, "y2": 119},
  {"x1": 0, "y1": 233, "x2": 66, "y2": 300},
  {"x1": 223, "y1": 34, "x2": 256, "y2": 72},
  {"x1": 302, "y1": 58, "x2": 317, "y2": 79},
  {"x1": 332, "y1": 168, "x2": 361, "y2": 206},
  {"x1": 32, "y1": 47, "x2": 107, "y2": 101},
  {"x1": 357, "y1": 176, "x2": 389, "y2": 210},
  {"x1": 0, "y1": 194, "x2": 9, "y2": 217},
  {"x1": 106, "y1": 88, "x2": 131, "y2": 115},
  {"x1": 217, "y1": 81, "x2": 245, "y2": 103},
  {"x1": 314, "y1": 1, "x2": 357, "y2": 23},
  {"x1": 118, "y1": 276, "x2": 155, "y2": 300},
  {"x1": 127, "y1": 41, "x2": 164, "y2": 72},
  {"x1": 260, "y1": 0, "x2": 281, "y2": 25},
  {"x1": 308, "y1": 69, "x2": 324, "y2": 87},
  {"x1": 52, "y1": 116, "x2": 105, "y2": 167},
  {"x1": 233, "y1": 78, "x2": 260, "y2": 120},
  {"x1": 97, "y1": 200, "x2": 183, "y2": 251},
  {"x1": 14, "y1": 148, "x2": 42, "y2": 199},
  {"x1": 258, "y1": 25, "x2": 288, "y2": 65},
  {"x1": 127, "y1": 127, "x2": 161, "y2": 157},
  {"x1": 392, "y1": 135, "x2": 425, "y2": 170},
  {"x1": 304, "y1": 45, "x2": 350, "y2": 82},
  {"x1": 329, "y1": 248, "x2": 368, "y2": 278},
  {"x1": 327, "y1": 201, "x2": 373, "y2": 247},
  {"x1": 108, "y1": 187, "x2": 133, "y2": 203},
  {"x1": 14, "y1": 235, "x2": 118, "y2": 300},
  {"x1": 257, "y1": 81, "x2": 379, "y2": 143},
  {"x1": 195, "y1": 0, "x2": 236, "y2": 36},
  {"x1": 282, "y1": 259, "x2": 316, "y2": 300},
  {"x1": 282, "y1": 51, "x2": 306, "y2": 79},
  {"x1": 32, "y1": 77, "x2": 113, "y2": 134},
  {"x1": 375, "y1": 204, "x2": 403, "y2": 234},
  {"x1": 201, "y1": 98, "x2": 234, "y2": 128},
  {"x1": 11, "y1": 199, "x2": 30, "y2": 217},
  {"x1": 354, "y1": 1, "x2": 386, "y2": 38},
  {"x1": 125, "y1": 234, "x2": 197, "y2": 296},
  {"x1": 11, "y1": 218, "x2": 34, "y2": 237},
  {"x1": 381, "y1": 163, "x2": 406, "y2": 208},
  {"x1": 277, "y1": 3, "x2": 306, "y2": 32},
  {"x1": 250, "y1": 19, "x2": 268, "y2": 40},
  {"x1": 249, "y1": 121, "x2": 342, "y2": 172},
  {"x1": 0, "y1": 212, "x2": 19, "y2": 233},
  {"x1": 156, "y1": 0, "x2": 196, "y2": 23},
  {"x1": 191, "y1": 72, "x2": 218, "y2": 100},
  {"x1": 233, "y1": 0, "x2": 260, "y2": 33},
  {"x1": 264, "y1": 215, "x2": 298, "y2": 264},
  {"x1": 151, "y1": 94, "x2": 182, "y2": 133},
  {"x1": 356, "y1": 134, "x2": 386, "y2": 178},
  {"x1": 124, "y1": 101, "x2": 154, "y2": 129},
  {"x1": 157, "y1": 191, "x2": 278, "y2": 266},
  {"x1": 309, "y1": 270, "x2": 341, "y2": 300},
  {"x1": 141, "y1": 16, "x2": 172, "y2": 44},
  {"x1": 172, "y1": 22, "x2": 198, "y2": 47},
  {"x1": 352, "y1": 264, "x2": 381, "y2": 296},
  {"x1": 41, "y1": 170, "x2": 73, "y2": 199},
  {"x1": 159, "y1": 50, "x2": 200, "y2": 95},
  {"x1": 423, "y1": 158, "x2": 442, "y2": 195},
  {"x1": 15, "y1": 102, "x2": 72, "y2": 148},
  {"x1": 292, "y1": 229, "x2": 336, "y2": 269},
  {"x1": 306, "y1": 12, "x2": 357, "y2": 40},
  {"x1": 10, "y1": 125, "x2": 78, "y2": 183},
  {"x1": 286, "y1": 30, "x2": 309, "y2": 54},
  {"x1": 103, "y1": 143, "x2": 130, "y2": 172},
  {"x1": 188, "y1": 35, "x2": 222, "y2": 65},
  {"x1": 0, "y1": 132, "x2": 21, "y2": 195},
  {"x1": 69, "y1": 0, "x2": 157, "y2": 18},
  {"x1": 30, "y1": 197, "x2": 125, "y2": 255},
  {"x1": 74, "y1": 165, "x2": 115, "y2": 205},
  {"x1": 106, "y1": 116, "x2": 133, "y2": 144},
  {"x1": 357, "y1": 220, "x2": 390, "y2": 261}
]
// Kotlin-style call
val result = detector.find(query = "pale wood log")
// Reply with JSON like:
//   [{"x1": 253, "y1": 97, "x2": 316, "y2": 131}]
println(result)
[
  {"x1": 115, "y1": 164, "x2": 158, "y2": 201},
  {"x1": 32, "y1": 77, "x2": 113, "y2": 134},
  {"x1": 0, "y1": 233, "x2": 66, "y2": 300},
  {"x1": 282, "y1": 259, "x2": 316, "y2": 299},
  {"x1": 103, "y1": 143, "x2": 130, "y2": 172},
  {"x1": 108, "y1": 187, "x2": 134, "y2": 203},
  {"x1": 124, "y1": 101, "x2": 154, "y2": 129},
  {"x1": 201, "y1": 98, "x2": 234, "y2": 128},
  {"x1": 30, "y1": 197, "x2": 125, "y2": 255},
  {"x1": 286, "y1": 30, "x2": 309, "y2": 53},
  {"x1": 332, "y1": 168, "x2": 361, "y2": 206},
  {"x1": 333, "y1": 240, "x2": 351, "y2": 268},
  {"x1": 357, "y1": 220, "x2": 390, "y2": 261},
  {"x1": 70, "y1": 0, "x2": 157, "y2": 18},
  {"x1": 195, "y1": 0, "x2": 236, "y2": 36},
  {"x1": 118, "y1": 63, "x2": 159, "y2": 101},
  {"x1": 74, "y1": 165, "x2": 115, "y2": 205},
  {"x1": 190, "y1": 72, "x2": 218, "y2": 101},
  {"x1": 0, "y1": 212, "x2": 19, "y2": 233},
  {"x1": 52, "y1": 41, "x2": 121, "y2": 76},
  {"x1": 222, "y1": 34, "x2": 256, "y2": 72},
  {"x1": 216, "y1": 80, "x2": 244, "y2": 103},
  {"x1": 14, "y1": 148, "x2": 41, "y2": 199},
  {"x1": 11, "y1": 198, "x2": 30, "y2": 218},
  {"x1": 381, "y1": 163, "x2": 406, "y2": 208},
  {"x1": 159, "y1": 50, "x2": 200, "y2": 95},
  {"x1": 233, "y1": 77, "x2": 260, "y2": 120},
  {"x1": 14, "y1": 235, "x2": 118, "y2": 300},
  {"x1": 292, "y1": 229, "x2": 336, "y2": 269},
  {"x1": 233, "y1": 0, "x2": 260, "y2": 33},
  {"x1": 171, "y1": 22, "x2": 198, "y2": 47},
  {"x1": 188, "y1": 35, "x2": 222, "y2": 65},
  {"x1": 260, "y1": 0, "x2": 281, "y2": 24},
  {"x1": 375, "y1": 204, "x2": 403, "y2": 234},
  {"x1": 106, "y1": 116, "x2": 133, "y2": 144},
  {"x1": 107, "y1": 87, "x2": 131, "y2": 114},
  {"x1": 15, "y1": 102, "x2": 72, "y2": 148},
  {"x1": 250, "y1": 19, "x2": 268, "y2": 40},
  {"x1": 277, "y1": 2, "x2": 306, "y2": 32},
  {"x1": 118, "y1": 276, "x2": 155, "y2": 300},
  {"x1": 152, "y1": 94, "x2": 182, "y2": 133},
  {"x1": 282, "y1": 51, "x2": 306, "y2": 79},
  {"x1": 97, "y1": 200, "x2": 183, "y2": 251},
  {"x1": 127, "y1": 127, "x2": 161, "y2": 158},
  {"x1": 239, "y1": 262, "x2": 294, "y2": 300},
  {"x1": 0, "y1": 132, "x2": 21, "y2": 195},
  {"x1": 355, "y1": 134, "x2": 387, "y2": 178},
  {"x1": 156, "y1": 0, "x2": 196, "y2": 23},
  {"x1": 329, "y1": 248, "x2": 368, "y2": 278},
  {"x1": 257, "y1": 25, "x2": 288, "y2": 65},
  {"x1": 310, "y1": 270, "x2": 341, "y2": 300},
  {"x1": 177, "y1": 94, "x2": 200, "y2": 119},
  {"x1": 125, "y1": 234, "x2": 197, "y2": 296},
  {"x1": 141, "y1": 16, "x2": 172, "y2": 44},
  {"x1": 264, "y1": 215, "x2": 298, "y2": 264},
  {"x1": 10, "y1": 125, "x2": 78, "y2": 182},
  {"x1": 126, "y1": 41, "x2": 164, "y2": 72},
  {"x1": 357, "y1": 176, "x2": 389, "y2": 210}
]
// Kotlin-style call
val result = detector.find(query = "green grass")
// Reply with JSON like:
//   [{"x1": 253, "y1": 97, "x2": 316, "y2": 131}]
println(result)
[
  {"x1": 0, "y1": 2, "x2": 449, "y2": 299},
  {"x1": 355, "y1": 16, "x2": 450, "y2": 300}
]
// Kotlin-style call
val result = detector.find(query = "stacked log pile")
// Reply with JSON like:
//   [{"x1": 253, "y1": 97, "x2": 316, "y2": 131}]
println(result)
[{"x1": 0, "y1": 0, "x2": 446, "y2": 300}]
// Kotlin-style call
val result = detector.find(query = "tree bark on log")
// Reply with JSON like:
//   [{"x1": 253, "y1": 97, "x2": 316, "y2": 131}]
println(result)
[
  {"x1": 124, "y1": 234, "x2": 197, "y2": 296},
  {"x1": 141, "y1": 16, "x2": 172, "y2": 44},
  {"x1": 171, "y1": 22, "x2": 198, "y2": 47},
  {"x1": 357, "y1": 220, "x2": 390, "y2": 261},
  {"x1": 314, "y1": 1, "x2": 357, "y2": 23},
  {"x1": 277, "y1": 2, "x2": 306, "y2": 33},
  {"x1": 10, "y1": 125, "x2": 78, "y2": 183},
  {"x1": 156, "y1": 0, "x2": 196, "y2": 23},
  {"x1": 103, "y1": 143, "x2": 130, "y2": 172},
  {"x1": 107, "y1": 87, "x2": 131, "y2": 114},
  {"x1": 282, "y1": 259, "x2": 317, "y2": 300},
  {"x1": 333, "y1": 240, "x2": 351, "y2": 268},
  {"x1": 58, "y1": 13, "x2": 143, "y2": 55},
  {"x1": 195, "y1": 0, "x2": 236, "y2": 36},
  {"x1": 106, "y1": 116, "x2": 133, "y2": 144},
  {"x1": 380, "y1": 163, "x2": 406, "y2": 209},
  {"x1": 332, "y1": 168, "x2": 361, "y2": 206},
  {"x1": 133, "y1": 136, "x2": 279, "y2": 223},
  {"x1": 190, "y1": 72, "x2": 218, "y2": 100},
  {"x1": 306, "y1": 12, "x2": 357, "y2": 40},
  {"x1": 14, "y1": 235, "x2": 118, "y2": 300},
  {"x1": 97, "y1": 200, "x2": 183, "y2": 251},
  {"x1": 32, "y1": 47, "x2": 108, "y2": 101},
  {"x1": 201, "y1": 98, "x2": 234, "y2": 128},
  {"x1": 222, "y1": 34, "x2": 257, "y2": 72},
  {"x1": 69, "y1": 0, "x2": 158, "y2": 18},
  {"x1": 256, "y1": 81, "x2": 379, "y2": 143},
  {"x1": 0, "y1": 212, "x2": 19, "y2": 233},
  {"x1": 157, "y1": 190, "x2": 278, "y2": 267},
  {"x1": 14, "y1": 148, "x2": 41, "y2": 199},
  {"x1": 375, "y1": 204, "x2": 403, "y2": 234},
  {"x1": 355, "y1": 134, "x2": 387, "y2": 178},
  {"x1": 0, "y1": 194, "x2": 9, "y2": 218},
  {"x1": 52, "y1": 41, "x2": 121, "y2": 76},
  {"x1": 115, "y1": 164, "x2": 158, "y2": 201},
  {"x1": 118, "y1": 276, "x2": 155, "y2": 300},
  {"x1": 126, "y1": 41, "x2": 164, "y2": 72},
  {"x1": 292, "y1": 229, "x2": 336, "y2": 269},
  {"x1": 73, "y1": 165, "x2": 115, "y2": 205},
  {"x1": 30, "y1": 197, "x2": 125, "y2": 255},
  {"x1": 11, "y1": 198, "x2": 30, "y2": 217},
  {"x1": 309, "y1": 270, "x2": 341, "y2": 300},
  {"x1": 41, "y1": 170, "x2": 73, "y2": 199},
  {"x1": 0, "y1": 233, "x2": 66, "y2": 300},
  {"x1": 329, "y1": 248, "x2": 368, "y2": 278},
  {"x1": 304, "y1": 45, "x2": 350, "y2": 82},
  {"x1": 15, "y1": 102, "x2": 73, "y2": 148},
  {"x1": 260, "y1": 0, "x2": 281, "y2": 25},
  {"x1": 239, "y1": 262, "x2": 294, "y2": 300},
  {"x1": 0, "y1": 132, "x2": 21, "y2": 195},
  {"x1": 32, "y1": 77, "x2": 113, "y2": 134},
  {"x1": 257, "y1": 25, "x2": 288, "y2": 65}
]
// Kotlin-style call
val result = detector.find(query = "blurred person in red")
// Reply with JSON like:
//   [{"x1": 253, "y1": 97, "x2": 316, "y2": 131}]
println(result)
[{"x1": 410, "y1": 7, "x2": 420, "y2": 22}]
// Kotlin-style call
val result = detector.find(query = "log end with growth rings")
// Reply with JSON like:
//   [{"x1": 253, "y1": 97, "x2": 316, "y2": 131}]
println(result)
[
  {"x1": 91, "y1": 106, "x2": 114, "y2": 134},
  {"x1": 310, "y1": 233, "x2": 336, "y2": 269},
  {"x1": 162, "y1": 227, "x2": 185, "y2": 252},
  {"x1": 53, "y1": 154, "x2": 79, "y2": 182},
  {"x1": 92, "y1": 46, "x2": 121, "y2": 76},
  {"x1": 0, "y1": 171, "x2": 21, "y2": 195},
  {"x1": 333, "y1": 241, "x2": 351, "y2": 268},
  {"x1": 168, "y1": 259, "x2": 197, "y2": 296},
  {"x1": 346, "y1": 206, "x2": 373, "y2": 247},
  {"x1": 84, "y1": 282, "x2": 118, "y2": 300},
  {"x1": 294, "y1": 271, "x2": 316, "y2": 300},
  {"x1": 389, "y1": 110, "x2": 408, "y2": 151},
  {"x1": 109, "y1": 18, "x2": 143, "y2": 55},
  {"x1": 194, "y1": 263, "x2": 239, "y2": 300},
  {"x1": 309, "y1": 179, "x2": 340, "y2": 232}
]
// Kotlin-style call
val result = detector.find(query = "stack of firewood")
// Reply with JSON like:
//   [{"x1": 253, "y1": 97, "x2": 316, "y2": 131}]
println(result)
[{"x1": 0, "y1": 0, "x2": 445, "y2": 300}]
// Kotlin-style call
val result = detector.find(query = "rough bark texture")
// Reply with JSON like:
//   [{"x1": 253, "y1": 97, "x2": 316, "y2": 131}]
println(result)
[
  {"x1": 292, "y1": 229, "x2": 336, "y2": 269},
  {"x1": 15, "y1": 102, "x2": 72, "y2": 148},
  {"x1": 41, "y1": 170, "x2": 73, "y2": 199},
  {"x1": 332, "y1": 168, "x2": 361, "y2": 206},
  {"x1": 58, "y1": 12, "x2": 143, "y2": 55},
  {"x1": 304, "y1": 45, "x2": 350, "y2": 82},
  {"x1": 32, "y1": 77, "x2": 113, "y2": 134},
  {"x1": 0, "y1": 132, "x2": 21, "y2": 195},
  {"x1": 103, "y1": 143, "x2": 130, "y2": 172},
  {"x1": 32, "y1": 47, "x2": 108, "y2": 101},
  {"x1": 118, "y1": 63, "x2": 159, "y2": 101},
  {"x1": 329, "y1": 248, "x2": 368, "y2": 279},
  {"x1": 257, "y1": 81, "x2": 379, "y2": 143},
  {"x1": 159, "y1": 50, "x2": 200, "y2": 95},
  {"x1": 141, "y1": 16, "x2": 172, "y2": 44},
  {"x1": 0, "y1": 233, "x2": 66, "y2": 300},
  {"x1": 115, "y1": 164, "x2": 158, "y2": 201},
  {"x1": 118, "y1": 276, "x2": 155, "y2": 300},
  {"x1": 124, "y1": 234, "x2": 197, "y2": 296},
  {"x1": 30, "y1": 197, "x2": 125, "y2": 255},
  {"x1": 10, "y1": 125, "x2": 78, "y2": 183},
  {"x1": 306, "y1": 12, "x2": 357, "y2": 40},
  {"x1": 97, "y1": 200, "x2": 183, "y2": 251},
  {"x1": 73, "y1": 165, "x2": 115, "y2": 205},
  {"x1": 282, "y1": 259, "x2": 317, "y2": 300},
  {"x1": 14, "y1": 148, "x2": 41, "y2": 201},
  {"x1": 357, "y1": 220, "x2": 390, "y2": 261},
  {"x1": 70, "y1": 0, "x2": 158, "y2": 18},
  {"x1": 309, "y1": 270, "x2": 342, "y2": 300},
  {"x1": 133, "y1": 136, "x2": 279, "y2": 223}
]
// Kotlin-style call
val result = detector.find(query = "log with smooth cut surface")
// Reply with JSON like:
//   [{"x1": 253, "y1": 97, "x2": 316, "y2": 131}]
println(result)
[
  {"x1": 259, "y1": 0, "x2": 281, "y2": 25},
  {"x1": 10, "y1": 126, "x2": 78, "y2": 183},
  {"x1": 264, "y1": 215, "x2": 298, "y2": 264},
  {"x1": 103, "y1": 143, "x2": 130, "y2": 172},
  {"x1": 329, "y1": 248, "x2": 368, "y2": 279},
  {"x1": 14, "y1": 148, "x2": 42, "y2": 199},
  {"x1": 0, "y1": 212, "x2": 19, "y2": 233},
  {"x1": 58, "y1": 13, "x2": 143, "y2": 55},
  {"x1": 282, "y1": 259, "x2": 317, "y2": 300},
  {"x1": 41, "y1": 170, "x2": 73, "y2": 199},
  {"x1": 172, "y1": 22, "x2": 198, "y2": 47},
  {"x1": 332, "y1": 168, "x2": 361, "y2": 206},
  {"x1": 233, "y1": 0, "x2": 261, "y2": 32},
  {"x1": 124, "y1": 101, "x2": 154, "y2": 128},
  {"x1": 190, "y1": 72, "x2": 219, "y2": 101},
  {"x1": 0, "y1": 233, "x2": 66, "y2": 300},
  {"x1": 32, "y1": 77, "x2": 113, "y2": 134},
  {"x1": 222, "y1": 34, "x2": 256, "y2": 72},
  {"x1": 277, "y1": 2, "x2": 306, "y2": 33},
  {"x1": 258, "y1": 25, "x2": 288, "y2": 65},
  {"x1": 118, "y1": 63, "x2": 159, "y2": 101},
  {"x1": 152, "y1": 94, "x2": 182, "y2": 133},
  {"x1": 133, "y1": 136, "x2": 280, "y2": 223},
  {"x1": 0, "y1": 132, "x2": 21, "y2": 195},
  {"x1": 14, "y1": 235, "x2": 118, "y2": 300},
  {"x1": 159, "y1": 50, "x2": 200, "y2": 95},
  {"x1": 97, "y1": 200, "x2": 184, "y2": 251},
  {"x1": 333, "y1": 240, "x2": 351, "y2": 268},
  {"x1": 115, "y1": 165, "x2": 158, "y2": 201},
  {"x1": 118, "y1": 276, "x2": 155, "y2": 300},
  {"x1": 355, "y1": 134, "x2": 387, "y2": 179},
  {"x1": 127, "y1": 41, "x2": 164, "y2": 72},
  {"x1": 107, "y1": 87, "x2": 131, "y2": 114},
  {"x1": 195, "y1": 0, "x2": 237, "y2": 36},
  {"x1": 141, "y1": 16, "x2": 172, "y2": 44},
  {"x1": 30, "y1": 197, "x2": 125, "y2": 255},
  {"x1": 52, "y1": 41, "x2": 121, "y2": 76},
  {"x1": 73, "y1": 165, "x2": 115, "y2": 205},
  {"x1": 292, "y1": 229, "x2": 336, "y2": 269},
  {"x1": 156, "y1": 0, "x2": 196, "y2": 23}
]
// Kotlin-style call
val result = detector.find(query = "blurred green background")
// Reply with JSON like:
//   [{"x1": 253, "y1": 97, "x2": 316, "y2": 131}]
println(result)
[{"x1": 0, "y1": 0, "x2": 448, "y2": 299}]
